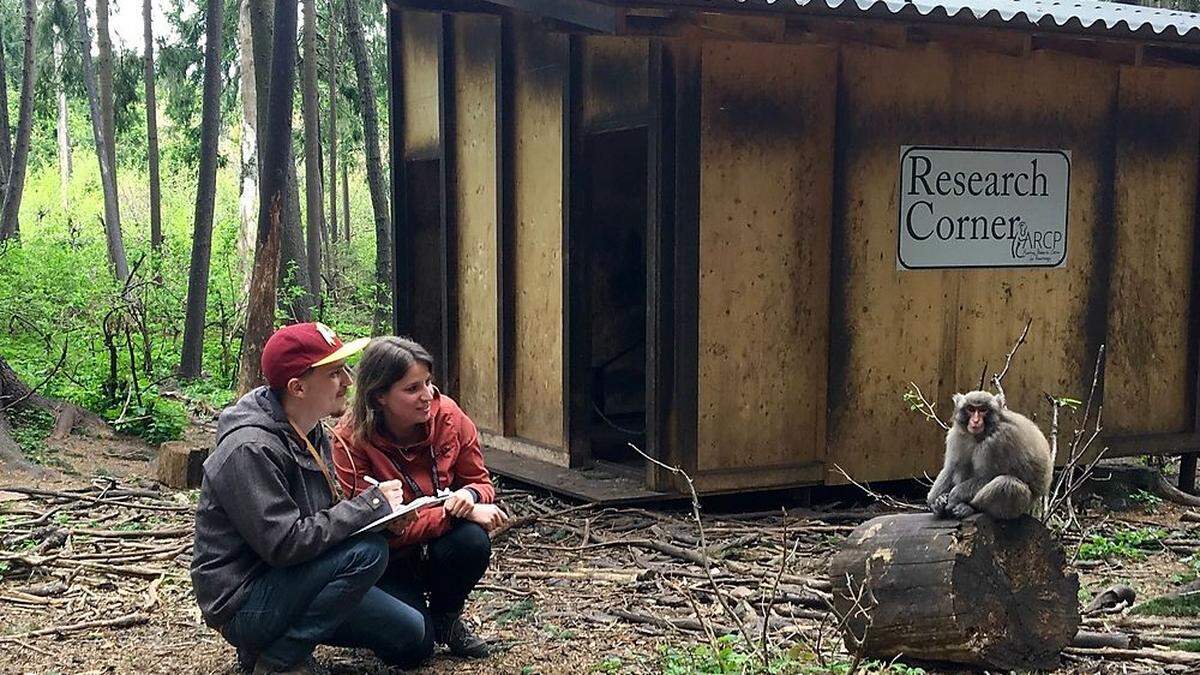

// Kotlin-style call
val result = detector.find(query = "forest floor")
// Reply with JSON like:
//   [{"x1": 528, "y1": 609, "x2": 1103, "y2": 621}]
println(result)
[{"x1": 1, "y1": 423, "x2": 1199, "y2": 674}]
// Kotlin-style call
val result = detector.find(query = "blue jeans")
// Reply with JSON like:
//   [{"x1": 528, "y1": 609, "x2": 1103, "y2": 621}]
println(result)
[{"x1": 220, "y1": 536, "x2": 429, "y2": 670}]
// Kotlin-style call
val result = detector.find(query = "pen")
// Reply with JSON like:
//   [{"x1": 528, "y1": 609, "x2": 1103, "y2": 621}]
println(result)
[{"x1": 363, "y1": 475, "x2": 380, "y2": 487}]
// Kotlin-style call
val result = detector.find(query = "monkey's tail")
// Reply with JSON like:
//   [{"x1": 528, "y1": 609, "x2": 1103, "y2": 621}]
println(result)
[{"x1": 972, "y1": 475, "x2": 1033, "y2": 520}]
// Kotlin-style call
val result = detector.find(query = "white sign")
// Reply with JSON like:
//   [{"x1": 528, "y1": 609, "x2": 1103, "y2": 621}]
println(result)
[{"x1": 897, "y1": 147, "x2": 1070, "y2": 269}]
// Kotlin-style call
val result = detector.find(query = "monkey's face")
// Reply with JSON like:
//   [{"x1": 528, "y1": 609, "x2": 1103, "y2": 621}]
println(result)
[
  {"x1": 965, "y1": 405, "x2": 989, "y2": 435},
  {"x1": 952, "y1": 390, "x2": 1001, "y2": 438}
]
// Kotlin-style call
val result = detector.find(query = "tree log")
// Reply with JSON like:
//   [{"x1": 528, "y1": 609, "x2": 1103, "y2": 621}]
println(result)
[
  {"x1": 829, "y1": 513, "x2": 1079, "y2": 670},
  {"x1": 156, "y1": 441, "x2": 208, "y2": 489}
]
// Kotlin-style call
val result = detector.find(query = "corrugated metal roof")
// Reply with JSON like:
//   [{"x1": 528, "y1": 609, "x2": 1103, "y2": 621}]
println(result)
[{"x1": 707, "y1": 0, "x2": 1200, "y2": 44}]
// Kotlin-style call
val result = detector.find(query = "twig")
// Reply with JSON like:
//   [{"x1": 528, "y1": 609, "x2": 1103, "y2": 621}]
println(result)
[
  {"x1": 904, "y1": 381, "x2": 951, "y2": 431},
  {"x1": 761, "y1": 511, "x2": 802, "y2": 665},
  {"x1": 626, "y1": 442, "x2": 759, "y2": 651},
  {"x1": 0, "y1": 338, "x2": 69, "y2": 413},
  {"x1": 0, "y1": 612, "x2": 149, "y2": 641},
  {"x1": 831, "y1": 464, "x2": 921, "y2": 511},
  {"x1": 992, "y1": 317, "x2": 1032, "y2": 399}
]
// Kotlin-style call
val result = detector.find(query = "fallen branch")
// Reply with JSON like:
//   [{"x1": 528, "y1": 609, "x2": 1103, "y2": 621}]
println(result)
[
  {"x1": 0, "y1": 612, "x2": 149, "y2": 641},
  {"x1": 1063, "y1": 646, "x2": 1200, "y2": 666}
]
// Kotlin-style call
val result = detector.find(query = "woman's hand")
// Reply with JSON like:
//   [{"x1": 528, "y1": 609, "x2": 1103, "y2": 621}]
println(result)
[
  {"x1": 466, "y1": 503, "x2": 509, "y2": 532},
  {"x1": 377, "y1": 480, "x2": 408, "y2": 511},
  {"x1": 444, "y1": 488, "x2": 477, "y2": 518}
]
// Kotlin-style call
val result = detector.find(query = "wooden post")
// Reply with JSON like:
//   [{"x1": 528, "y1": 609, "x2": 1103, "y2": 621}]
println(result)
[
  {"x1": 830, "y1": 513, "x2": 1079, "y2": 671},
  {"x1": 1180, "y1": 452, "x2": 1198, "y2": 494}
]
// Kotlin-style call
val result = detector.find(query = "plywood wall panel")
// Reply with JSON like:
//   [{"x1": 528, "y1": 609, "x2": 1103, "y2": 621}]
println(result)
[
  {"x1": 1105, "y1": 66, "x2": 1200, "y2": 435},
  {"x1": 950, "y1": 51, "x2": 1117, "y2": 433},
  {"x1": 401, "y1": 11, "x2": 441, "y2": 158},
  {"x1": 510, "y1": 21, "x2": 566, "y2": 448},
  {"x1": 828, "y1": 45, "x2": 956, "y2": 483},
  {"x1": 452, "y1": 15, "x2": 501, "y2": 432},
  {"x1": 696, "y1": 41, "x2": 835, "y2": 480}
]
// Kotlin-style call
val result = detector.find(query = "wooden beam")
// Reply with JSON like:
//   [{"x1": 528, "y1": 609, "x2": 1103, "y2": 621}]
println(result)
[
  {"x1": 906, "y1": 24, "x2": 1030, "y2": 58},
  {"x1": 563, "y1": 34, "x2": 590, "y2": 469},
  {"x1": 662, "y1": 38, "x2": 701, "y2": 485},
  {"x1": 499, "y1": 15, "x2": 516, "y2": 437},
  {"x1": 438, "y1": 13, "x2": 460, "y2": 395},
  {"x1": 645, "y1": 39, "x2": 666, "y2": 491},
  {"x1": 1103, "y1": 432, "x2": 1200, "y2": 457},
  {"x1": 388, "y1": 8, "x2": 411, "y2": 335},
  {"x1": 477, "y1": 0, "x2": 624, "y2": 33},
  {"x1": 1031, "y1": 34, "x2": 1142, "y2": 65}
]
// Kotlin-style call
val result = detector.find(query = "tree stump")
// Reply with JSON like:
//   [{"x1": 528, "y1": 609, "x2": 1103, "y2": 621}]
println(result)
[
  {"x1": 156, "y1": 442, "x2": 208, "y2": 489},
  {"x1": 829, "y1": 513, "x2": 1079, "y2": 670}
]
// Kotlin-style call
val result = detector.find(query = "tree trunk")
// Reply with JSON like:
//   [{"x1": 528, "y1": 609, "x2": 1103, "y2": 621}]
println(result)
[
  {"x1": 74, "y1": 0, "x2": 127, "y2": 280},
  {"x1": 238, "y1": 0, "x2": 300, "y2": 394},
  {"x1": 237, "y1": 0, "x2": 259, "y2": 289},
  {"x1": 55, "y1": 31, "x2": 71, "y2": 211},
  {"x1": 0, "y1": 0, "x2": 35, "y2": 241},
  {"x1": 0, "y1": 355, "x2": 108, "y2": 474},
  {"x1": 344, "y1": 0, "x2": 390, "y2": 334},
  {"x1": 96, "y1": 0, "x2": 116, "y2": 172},
  {"x1": 829, "y1": 513, "x2": 1079, "y2": 670},
  {"x1": 0, "y1": 12, "x2": 14, "y2": 194},
  {"x1": 178, "y1": 0, "x2": 225, "y2": 379},
  {"x1": 279, "y1": 157, "x2": 312, "y2": 321},
  {"x1": 143, "y1": 0, "x2": 161, "y2": 250},
  {"x1": 342, "y1": 161, "x2": 349, "y2": 240},
  {"x1": 327, "y1": 0, "x2": 337, "y2": 245},
  {"x1": 301, "y1": 0, "x2": 322, "y2": 306}
]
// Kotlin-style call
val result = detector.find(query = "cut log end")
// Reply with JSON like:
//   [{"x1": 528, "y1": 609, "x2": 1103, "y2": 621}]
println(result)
[
  {"x1": 156, "y1": 442, "x2": 208, "y2": 489},
  {"x1": 830, "y1": 513, "x2": 1079, "y2": 671}
]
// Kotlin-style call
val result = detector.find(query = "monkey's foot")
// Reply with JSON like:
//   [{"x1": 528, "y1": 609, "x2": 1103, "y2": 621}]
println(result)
[{"x1": 948, "y1": 502, "x2": 977, "y2": 519}]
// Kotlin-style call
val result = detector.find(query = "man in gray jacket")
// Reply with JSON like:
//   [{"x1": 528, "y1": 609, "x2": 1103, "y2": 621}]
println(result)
[{"x1": 191, "y1": 323, "x2": 429, "y2": 674}]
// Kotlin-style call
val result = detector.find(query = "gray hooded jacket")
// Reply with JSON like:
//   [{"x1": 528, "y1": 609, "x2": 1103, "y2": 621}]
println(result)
[{"x1": 190, "y1": 387, "x2": 390, "y2": 627}]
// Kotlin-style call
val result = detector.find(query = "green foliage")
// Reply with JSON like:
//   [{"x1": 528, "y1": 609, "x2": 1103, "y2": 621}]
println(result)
[
  {"x1": 1129, "y1": 489, "x2": 1164, "y2": 511},
  {"x1": 495, "y1": 598, "x2": 535, "y2": 626},
  {"x1": 1132, "y1": 594, "x2": 1200, "y2": 617},
  {"x1": 1078, "y1": 527, "x2": 1167, "y2": 561},
  {"x1": 593, "y1": 656, "x2": 624, "y2": 673},
  {"x1": 6, "y1": 405, "x2": 60, "y2": 466},
  {"x1": 1172, "y1": 638, "x2": 1200, "y2": 652},
  {"x1": 657, "y1": 636, "x2": 925, "y2": 675}
]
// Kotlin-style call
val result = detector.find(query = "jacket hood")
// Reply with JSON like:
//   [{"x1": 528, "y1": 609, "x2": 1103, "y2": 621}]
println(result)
[{"x1": 216, "y1": 387, "x2": 292, "y2": 445}]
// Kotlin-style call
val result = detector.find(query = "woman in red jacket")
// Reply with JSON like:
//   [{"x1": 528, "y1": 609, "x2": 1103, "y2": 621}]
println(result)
[{"x1": 330, "y1": 336, "x2": 507, "y2": 661}]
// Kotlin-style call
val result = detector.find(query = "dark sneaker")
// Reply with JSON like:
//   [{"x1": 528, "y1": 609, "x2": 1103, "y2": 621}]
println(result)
[
  {"x1": 251, "y1": 656, "x2": 326, "y2": 675},
  {"x1": 433, "y1": 613, "x2": 490, "y2": 658},
  {"x1": 236, "y1": 646, "x2": 257, "y2": 673}
]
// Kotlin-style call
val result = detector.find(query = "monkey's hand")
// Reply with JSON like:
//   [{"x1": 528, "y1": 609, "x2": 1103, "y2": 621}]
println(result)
[
  {"x1": 928, "y1": 493, "x2": 950, "y2": 517},
  {"x1": 948, "y1": 501, "x2": 977, "y2": 519}
]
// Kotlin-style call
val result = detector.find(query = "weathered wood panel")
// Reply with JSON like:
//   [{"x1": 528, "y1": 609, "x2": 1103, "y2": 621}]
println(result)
[
  {"x1": 828, "y1": 45, "x2": 955, "y2": 483},
  {"x1": 402, "y1": 11, "x2": 441, "y2": 158},
  {"x1": 582, "y1": 36, "x2": 650, "y2": 128},
  {"x1": 696, "y1": 41, "x2": 835, "y2": 481},
  {"x1": 452, "y1": 15, "x2": 501, "y2": 432},
  {"x1": 510, "y1": 20, "x2": 566, "y2": 448},
  {"x1": 1105, "y1": 66, "x2": 1200, "y2": 435},
  {"x1": 951, "y1": 51, "x2": 1117, "y2": 436}
]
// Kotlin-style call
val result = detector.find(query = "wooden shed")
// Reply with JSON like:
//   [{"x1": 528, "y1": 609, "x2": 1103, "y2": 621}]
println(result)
[{"x1": 386, "y1": 0, "x2": 1200, "y2": 499}]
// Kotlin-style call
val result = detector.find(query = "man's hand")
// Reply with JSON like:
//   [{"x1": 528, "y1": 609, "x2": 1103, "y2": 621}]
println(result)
[
  {"x1": 377, "y1": 480, "x2": 407, "y2": 511},
  {"x1": 444, "y1": 488, "x2": 477, "y2": 518},
  {"x1": 466, "y1": 503, "x2": 509, "y2": 532}
]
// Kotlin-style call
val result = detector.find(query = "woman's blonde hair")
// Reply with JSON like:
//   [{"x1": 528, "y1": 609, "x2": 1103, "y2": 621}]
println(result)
[{"x1": 347, "y1": 336, "x2": 435, "y2": 446}]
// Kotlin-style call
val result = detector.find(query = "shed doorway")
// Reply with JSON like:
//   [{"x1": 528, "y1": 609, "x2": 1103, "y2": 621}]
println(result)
[{"x1": 581, "y1": 127, "x2": 648, "y2": 470}]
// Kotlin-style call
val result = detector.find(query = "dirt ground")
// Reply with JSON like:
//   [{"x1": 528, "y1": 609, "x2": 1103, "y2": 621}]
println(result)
[{"x1": 2, "y1": 425, "x2": 1199, "y2": 674}]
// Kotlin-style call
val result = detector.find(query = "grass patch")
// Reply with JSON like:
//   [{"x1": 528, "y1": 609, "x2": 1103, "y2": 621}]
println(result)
[
  {"x1": 496, "y1": 598, "x2": 535, "y2": 626},
  {"x1": 1172, "y1": 638, "x2": 1200, "y2": 652},
  {"x1": 1132, "y1": 594, "x2": 1200, "y2": 618},
  {"x1": 659, "y1": 636, "x2": 927, "y2": 675}
]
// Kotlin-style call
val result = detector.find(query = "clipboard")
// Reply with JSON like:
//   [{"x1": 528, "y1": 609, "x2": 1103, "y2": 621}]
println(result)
[{"x1": 353, "y1": 494, "x2": 451, "y2": 535}]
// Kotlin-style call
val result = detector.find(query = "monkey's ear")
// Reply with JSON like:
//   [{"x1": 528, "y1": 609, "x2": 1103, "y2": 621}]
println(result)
[
  {"x1": 953, "y1": 393, "x2": 965, "y2": 408},
  {"x1": 995, "y1": 393, "x2": 1007, "y2": 409}
]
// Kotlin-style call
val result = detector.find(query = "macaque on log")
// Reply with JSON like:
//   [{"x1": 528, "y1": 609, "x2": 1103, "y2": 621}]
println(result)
[{"x1": 829, "y1": 512, "x2": 1079, "y2": 671}]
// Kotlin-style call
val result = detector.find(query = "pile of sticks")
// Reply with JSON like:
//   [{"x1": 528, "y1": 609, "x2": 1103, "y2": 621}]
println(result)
[{"x1": 0, "y1": 478, "x2": 193, "y2": 656}]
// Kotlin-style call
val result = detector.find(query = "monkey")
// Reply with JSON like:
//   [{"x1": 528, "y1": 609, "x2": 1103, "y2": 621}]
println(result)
[{"x1": 926, "y1": 390, "x2": 1052, "y2": 520}]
